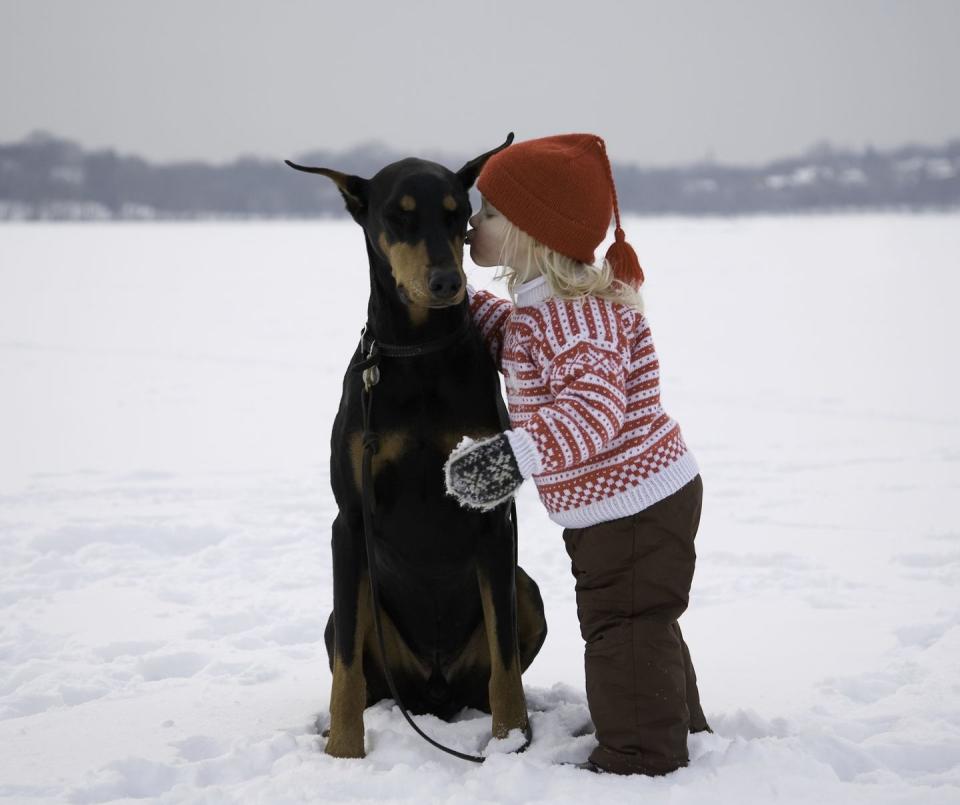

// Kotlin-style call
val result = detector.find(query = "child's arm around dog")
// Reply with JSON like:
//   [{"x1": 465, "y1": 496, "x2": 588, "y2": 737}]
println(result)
[
  {"x1": 448, "y1": 288, "x2": 635, "y2": 510},
  {"x1": 466, "y1": 284, "x2": 512, "y2": 372}
]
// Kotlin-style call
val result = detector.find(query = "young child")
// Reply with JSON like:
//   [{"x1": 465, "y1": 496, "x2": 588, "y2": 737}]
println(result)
[{"x1": 444, "y1": 133, "x2": 710, "y2": 776}]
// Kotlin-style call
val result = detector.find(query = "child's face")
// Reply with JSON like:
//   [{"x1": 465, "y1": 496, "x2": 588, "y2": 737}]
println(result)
[{"x1": 466, "y1": 197, "x2": 511, "y2": 268}]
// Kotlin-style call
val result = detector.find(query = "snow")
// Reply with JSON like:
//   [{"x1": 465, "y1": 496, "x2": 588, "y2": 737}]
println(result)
[{"x1": 1, "y1": 214, "x2": 959, "y2": 803}]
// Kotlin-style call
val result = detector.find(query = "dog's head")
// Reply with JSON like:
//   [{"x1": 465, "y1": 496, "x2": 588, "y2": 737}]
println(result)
[{"x1": 286, "y1": 133, "x2": 513, "y2": 312}]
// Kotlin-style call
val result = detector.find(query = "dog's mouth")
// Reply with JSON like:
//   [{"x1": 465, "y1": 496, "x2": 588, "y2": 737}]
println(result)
[{"x1": 397, "y1": 284, "x2": 465, "y2": 309}]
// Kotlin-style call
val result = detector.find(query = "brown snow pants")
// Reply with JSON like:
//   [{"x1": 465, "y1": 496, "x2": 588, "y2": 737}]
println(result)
[{"x1": 562, "y1": 474, "x2": 709, "y2": 776}]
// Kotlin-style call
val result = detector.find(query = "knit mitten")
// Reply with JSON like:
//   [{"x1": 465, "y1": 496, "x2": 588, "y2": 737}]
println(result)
[{"x1": 444, "y1": 433, "x2": 523, "y2": 510}]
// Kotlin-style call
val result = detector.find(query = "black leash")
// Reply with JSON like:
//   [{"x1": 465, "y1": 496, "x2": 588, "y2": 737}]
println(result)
[{"x1": 347, "y1": 320, "x2": 529, "y2": 763}]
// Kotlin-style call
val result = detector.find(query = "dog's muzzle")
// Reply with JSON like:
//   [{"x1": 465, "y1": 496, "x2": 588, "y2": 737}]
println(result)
[{"x1": 427, "y1": 267, "x2": 463, "y2": 303}]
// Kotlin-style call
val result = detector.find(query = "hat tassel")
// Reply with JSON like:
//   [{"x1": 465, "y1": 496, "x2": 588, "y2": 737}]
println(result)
[
  {"x1": 605, "y1": 226, "x2": 644, "y2": 289},
  {"x1": 597, "y1": 137, "x2": 644, "y2": 289}
]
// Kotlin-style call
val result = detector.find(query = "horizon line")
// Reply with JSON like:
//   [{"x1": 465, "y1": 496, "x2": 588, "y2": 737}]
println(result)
[{"x1": 9, "y1": 129, "x2": 960, "y2": 173}]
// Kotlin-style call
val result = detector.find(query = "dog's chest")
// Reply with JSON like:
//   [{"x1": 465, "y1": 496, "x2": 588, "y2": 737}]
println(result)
[{"x1": 340, "y1": 369, "x2": 501, "y2": 496}]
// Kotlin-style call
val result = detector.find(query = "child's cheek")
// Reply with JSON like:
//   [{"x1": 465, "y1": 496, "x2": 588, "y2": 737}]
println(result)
[{"x1": 469, "y1": 235, "x2": 485, "y2": 263}]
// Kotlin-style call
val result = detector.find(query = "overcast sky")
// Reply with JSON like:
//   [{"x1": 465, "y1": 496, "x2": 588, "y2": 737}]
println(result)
[{"x1": 2, "y1": 0, "x2": 958, "y2": 167}]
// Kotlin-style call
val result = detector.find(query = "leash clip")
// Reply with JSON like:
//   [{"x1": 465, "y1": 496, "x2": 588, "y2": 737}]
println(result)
[
  {"x1": 363, "y1": 365, "x2": 380, "y2": 390},
  {"x1": 363, "y1": 340, "x2": 380, "y2": 391}
]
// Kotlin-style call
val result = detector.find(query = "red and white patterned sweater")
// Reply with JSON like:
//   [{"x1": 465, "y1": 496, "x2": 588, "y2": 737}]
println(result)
[{"x1": 468, "y1": 276, "x2": 699, "y2": 528}]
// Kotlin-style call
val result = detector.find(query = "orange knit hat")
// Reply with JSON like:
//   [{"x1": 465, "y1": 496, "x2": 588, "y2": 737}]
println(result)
[{"x1": 477, "y1": 133, "x2": 644, "y2": 288}]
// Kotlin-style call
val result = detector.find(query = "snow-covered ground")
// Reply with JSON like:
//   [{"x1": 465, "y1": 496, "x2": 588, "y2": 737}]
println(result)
[{"x1": 1, "y1": 215, "x2": 958, "y2": 803}]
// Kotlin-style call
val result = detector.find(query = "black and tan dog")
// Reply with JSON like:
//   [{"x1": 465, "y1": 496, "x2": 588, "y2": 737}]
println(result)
[{"x1": 286, "y1": 134, "x2": 547, "y2": 759}]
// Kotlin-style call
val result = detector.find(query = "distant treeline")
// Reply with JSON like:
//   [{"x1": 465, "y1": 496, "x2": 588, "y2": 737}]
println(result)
[{"x1": 1, "y1": 131, "x2": 958, "y2": 220}]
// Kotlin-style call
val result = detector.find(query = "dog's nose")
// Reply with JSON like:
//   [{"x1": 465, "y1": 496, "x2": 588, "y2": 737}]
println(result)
[{"x1": 428, "y1": 268, "x2": 463, "y2": 299}]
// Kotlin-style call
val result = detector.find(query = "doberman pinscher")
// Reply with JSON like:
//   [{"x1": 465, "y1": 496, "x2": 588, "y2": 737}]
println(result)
[{"x1": 285, "y1": 134, "x2": 547, "y2": 759}]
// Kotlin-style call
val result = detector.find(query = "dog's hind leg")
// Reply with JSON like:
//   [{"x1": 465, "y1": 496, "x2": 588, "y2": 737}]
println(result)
[
  {"x1": 325, "y1": 514, "x2": 370, "y2": 759},
  {"x1": 476, "y1": 557, "x2": 529, "y2": 740},
  {"x1": 515, "y1": 566, "x2": 548, "y2": 673},
  {"x1": 360, "y1": 603, "x2": 433, "y2": 712}
]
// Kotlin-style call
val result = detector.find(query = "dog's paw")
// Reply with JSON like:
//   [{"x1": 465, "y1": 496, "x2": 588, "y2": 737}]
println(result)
[
  {"x1": 324, "y1": 732, "x2": 366, "y2": 759},
  {"x1": 484, "y1": 722, "x2": 531, "y2": 755}
]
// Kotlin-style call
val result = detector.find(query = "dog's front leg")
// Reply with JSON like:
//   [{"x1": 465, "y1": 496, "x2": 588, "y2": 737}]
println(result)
[
  {"x1": 326, "y1": 514, "x2": 369, "y2": 759},
  {"x1": 477, "y1": 562, "x2": 529, "y2": 739}
]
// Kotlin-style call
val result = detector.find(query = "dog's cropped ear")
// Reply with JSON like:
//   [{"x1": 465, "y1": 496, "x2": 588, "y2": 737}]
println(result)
[
  {"x1": 284, "y1": 161, "x2": 369, "y2": 223},
  {"x1": 455, "y1": 132, "x2": 514, "y2": 190}
]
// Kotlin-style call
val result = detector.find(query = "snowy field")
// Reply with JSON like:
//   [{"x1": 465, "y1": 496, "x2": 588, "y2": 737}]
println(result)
[{"x1": 1, "y1": 214, "x2": 959, "y2": 804}]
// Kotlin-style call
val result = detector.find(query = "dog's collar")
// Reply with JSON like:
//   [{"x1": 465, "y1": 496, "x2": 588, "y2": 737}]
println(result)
[{"x1": 359, "y1": 315, "x2": 472, "y2": 359}]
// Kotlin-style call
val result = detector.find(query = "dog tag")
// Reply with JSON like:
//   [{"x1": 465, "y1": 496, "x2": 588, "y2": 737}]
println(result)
[{"x1": 363, "y1": 365, "x2": 380, "y2": 389}]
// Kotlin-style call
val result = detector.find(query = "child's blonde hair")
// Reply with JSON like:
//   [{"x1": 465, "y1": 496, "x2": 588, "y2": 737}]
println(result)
[{"x1": 495, "y1": 219, "x2": 644, "y2": 312}]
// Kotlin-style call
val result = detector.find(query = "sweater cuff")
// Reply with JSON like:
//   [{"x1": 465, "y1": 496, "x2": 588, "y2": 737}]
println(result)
[{"x1": 504, "y1": 428, "x2": 543, "y2": 479}]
